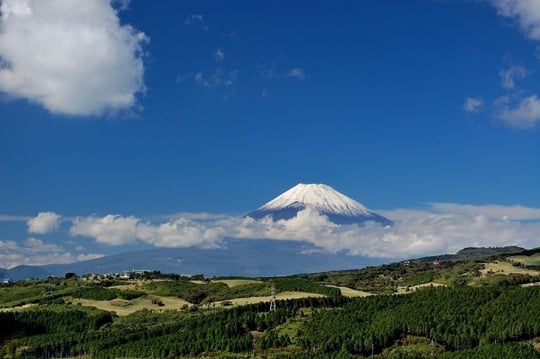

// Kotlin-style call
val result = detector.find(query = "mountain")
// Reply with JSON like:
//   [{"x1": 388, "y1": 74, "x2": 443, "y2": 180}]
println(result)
[
  {"x1": 0, "y1": 265, "x2": 53, "y2": 281},
  {"x1": 1, "y1": 239, "x2": 390, "y2": 280},
  {"x1": 414, "y1": 246, "x2": 526, "y2": 263},
  {"x1": 1, "y1": 184, "x2": 395, "y2": 280},
  {"x1": 246, "y1": 183, "x2": 392, "y2": 226}
]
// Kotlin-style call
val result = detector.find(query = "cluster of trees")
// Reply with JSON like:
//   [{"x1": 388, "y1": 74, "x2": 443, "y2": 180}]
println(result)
[
  {"x1": 298, "y1": 286, "x2": 540, "y2": 356},
  {"x1": 0, "y1": 307, "x2": 114, "y2": 357},
  {"x1": 0, "y1": 307, "x2": 113, "y2": 337},
  {"x1": 72, "y1": 285, "x2": 144, "y2": 301},
  {"x1": 91, "y1": 297, "x2": 346, "y2": 358},
  {"x1": 279, "y1": 343, "x2": 539, "y2": 358},
  {"x1": 306, "y1": 261, "x2": 440, "y2": 294},
  {"x1": 0, "y1": 296, "x2": 344, "y2": 358}
]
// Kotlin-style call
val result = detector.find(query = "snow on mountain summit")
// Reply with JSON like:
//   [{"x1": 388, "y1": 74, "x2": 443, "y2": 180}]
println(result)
[
  {"x1": 260, "y1": 183, "x2": 371, "y2": 216},
  {"x1": 247, "y1": 183, "x2": 392, "y2": 226}
]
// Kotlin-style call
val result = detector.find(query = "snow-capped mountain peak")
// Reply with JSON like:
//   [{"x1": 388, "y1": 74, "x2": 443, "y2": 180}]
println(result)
[
  {"x1": 247, "y1": 183, "x2": 392, "y2": 226},
  {"x1": 259, "y1": 183, "x2": 371, "y2": 216}
]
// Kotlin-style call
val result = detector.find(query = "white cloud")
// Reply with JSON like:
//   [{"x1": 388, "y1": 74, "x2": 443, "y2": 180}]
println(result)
[
  {"x1": 479, "y1": 2, "x2": 540, "y2": 130},
  {"x1": 27, "y1": 212, "x2": 61, "y2": 234},
  {"x1": 69, "y1": 215, "x2": 142, "y2": 245},
  {"x1": 67, "y1": 203, "x2": 540, "y2": 260},
  {"x1": 499, "y1": 65, "x2": 528, "y2": 89},
  {"x1": 496, "y1": 94, "x2": 540, "y2": 128},
  {"x1": 463, "y1": 97, "x2": 484, "y2": 113},
  {"x1": 0, "y1": 0, "x2": 147, "y2": 116},
  {"x1": 149, "y1": 218, "x2": 225, "y2": 248},
  {"x1": 214, "y1": 48, "x2": 224, "y2": 63},
  {"x1": 286, "y1": 68, "x2": 306, "y2": 80},
  {"x1": 490, "y1": 0, "x2": 540, "y2": 40},
  {"x1": 0, "y1": 237, "x2": 103, "y2": 269},
  {"x1": 224, "y1": 207, "x2": 539, "y2": 258},
  {"x1": 69, "y1": 214, "x2": 224, "y2": 248}
]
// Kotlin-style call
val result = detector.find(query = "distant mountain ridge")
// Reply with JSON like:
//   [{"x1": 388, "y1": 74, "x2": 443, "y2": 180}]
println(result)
[
  {"x1": 0, "y1": 239, "x2": 391, "y2": 281},
  {"x1": 414, "y1": 246, "x2": 526, "y2": 263},
  {"x1": 1, "y1": 246, "x2": 532, "y2": 282},
  {"x1": 247, "y1": 183, "x2": 392, "y2": 226}
]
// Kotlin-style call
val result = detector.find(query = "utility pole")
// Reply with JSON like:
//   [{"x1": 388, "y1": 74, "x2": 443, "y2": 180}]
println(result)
[{"x1": 269, "y1": 286, "x2": 276, "y2": 311}]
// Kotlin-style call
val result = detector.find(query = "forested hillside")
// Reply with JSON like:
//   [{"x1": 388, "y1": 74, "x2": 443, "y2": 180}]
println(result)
[{"x1": 1, "y1": 250, "x2": 540, "y2": 358}]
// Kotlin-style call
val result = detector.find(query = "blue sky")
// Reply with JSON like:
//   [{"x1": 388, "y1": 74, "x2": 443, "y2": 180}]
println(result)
[{"x1": 1, "y1": 0, "x2": 540, "y2": 269}]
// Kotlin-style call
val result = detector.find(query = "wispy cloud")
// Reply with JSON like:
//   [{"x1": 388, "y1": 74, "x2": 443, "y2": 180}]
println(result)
[
  {"x1": 214, "y1": 48, "x2": 224, "y2": 63},
  {"x1": 464, "y1": 64, "x2": 540, "y2": 128},
  {"x1": 194, "y1": 69, "x2": 238, "y2": 88},
  {"x1": 464, "y1": 2, "x2": 540, "y2": 130},
  {"x1": 0, "y1": 237, "x2": 103, "y2": 269},
  {"x1": 499, "y1": 65, "x2": 528, "y2": 89},
  {"x1": 0, "y1": 214, "x2": 29, "y2": 222},
  {"x1": 27, "y1": 212, "x2": 61, "y2": 234},
  {"x1": 258, "y1": 63, "x2": 307, "y2": 81},
  {"x1": 286, "y1": 68, "x2": 307, "y2": 80},
  {"x1": 184, "y1": 14, "x2": 209, "y2": 32},
  {"x1": 430, "y1": 203, "x2": 540, "y2": 221},
  {"x1": 463, "y1": 97, "x2": 484, "y2": 113},
  {"x1": 0, "y1": 0, "x2": 148, "y2": 116}
]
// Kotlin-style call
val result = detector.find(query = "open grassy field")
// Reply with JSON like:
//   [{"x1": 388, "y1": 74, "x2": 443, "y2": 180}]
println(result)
[
  {"x1": 213, "y1": 291, "x2": 325, "y2": 307},
  {"x1": 326, "y1": 285, "x2": 372, "y2": 297},
  {"x1": 0, "y1": 303, "x2": 36, "y2": 312},
  {"x1": 189, "y1": 280, "x2": 207, "y2": 285},
  {"x1": 70, "y1": 295, "x2": 191, "y2": 316},
  {"x1": 509, "y1": 254, "x2": 540, "y2": 267},
  {"x1": 396, "y1": 282, "x2": 445, "y2": 294},
  {"x1": 213, "y1": 279, "x2": 263, "y2": 287},
  {"x1": 110, "y1": 282, "x2": 143, "y2": 291},
  {"x1": 481, "y1": 261, "x2": 540, "y2": 276}
]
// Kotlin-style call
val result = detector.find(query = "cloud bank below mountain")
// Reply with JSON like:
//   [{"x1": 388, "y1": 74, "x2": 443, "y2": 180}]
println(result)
[{"x1": 2, "y1": 202, "x2": 538, "y2": 269}]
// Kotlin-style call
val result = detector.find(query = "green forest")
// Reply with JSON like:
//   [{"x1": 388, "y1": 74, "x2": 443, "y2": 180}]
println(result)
[{"x1": 2, "y1": 249, "x2": 540, "y2": 358}]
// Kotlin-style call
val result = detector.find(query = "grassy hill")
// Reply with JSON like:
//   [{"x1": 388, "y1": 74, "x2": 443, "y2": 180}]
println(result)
[{"x1": 1, "y1": 247, "x2": 540, "y2": 358}]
